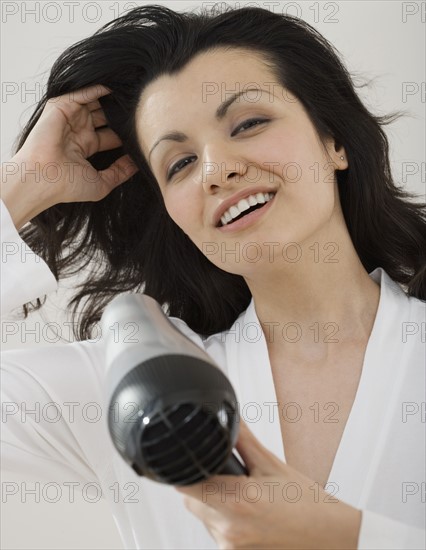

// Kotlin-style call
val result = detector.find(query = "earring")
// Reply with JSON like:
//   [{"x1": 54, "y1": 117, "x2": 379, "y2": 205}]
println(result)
[{"x1": 340, "y1": 155, "x2": 344, "y2": 160}]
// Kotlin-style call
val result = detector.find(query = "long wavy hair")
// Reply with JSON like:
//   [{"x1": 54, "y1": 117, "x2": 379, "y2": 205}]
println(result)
[{"x1": 13, "y1": 3, "x2": 426, "y2": 341}]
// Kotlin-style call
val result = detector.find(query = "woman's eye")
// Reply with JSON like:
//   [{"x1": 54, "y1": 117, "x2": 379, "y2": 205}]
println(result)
[
  {"x1": 166, "y1": 118, "x2": 269, "y2": 181},
  {"x1": 166, "y1": 156, "x2": 196, "y2": 181},
  {"x1": 232, "y1": 117, "x2": 269, "y2": 136}
]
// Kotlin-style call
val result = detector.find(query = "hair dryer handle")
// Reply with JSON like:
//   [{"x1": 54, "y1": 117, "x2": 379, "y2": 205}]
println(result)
[{"x1": 219, "y1": 452, "x2": 249, "y2": 476}]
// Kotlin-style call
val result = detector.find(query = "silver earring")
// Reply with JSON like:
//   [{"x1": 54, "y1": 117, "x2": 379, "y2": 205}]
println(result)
[{"x1": 340, "y1": 155, "x2": 344, "y2": 160}]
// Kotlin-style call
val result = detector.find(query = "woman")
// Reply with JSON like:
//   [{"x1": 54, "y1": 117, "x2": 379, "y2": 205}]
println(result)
[{"x1": 1, "y1": 4, "x2": 425, "y2": 549}]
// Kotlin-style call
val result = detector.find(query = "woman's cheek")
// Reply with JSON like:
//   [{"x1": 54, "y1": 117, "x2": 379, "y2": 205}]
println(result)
[{"x1": 164, "y1": 192, "x2": 195, "y2": 235}]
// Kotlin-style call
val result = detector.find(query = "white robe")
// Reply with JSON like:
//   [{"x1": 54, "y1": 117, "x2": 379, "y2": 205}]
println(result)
[{"x1": 1, "y1": 198, "x2": 425, "y2": 549}]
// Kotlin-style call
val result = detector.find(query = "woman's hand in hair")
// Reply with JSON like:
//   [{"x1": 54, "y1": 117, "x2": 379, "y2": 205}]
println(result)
[
  {"x1": 1, "y1": 84, "x2": 138, "y2": 230},
  {"x1": 176, "y1": 418, "x2": 362, "y2": 549}
]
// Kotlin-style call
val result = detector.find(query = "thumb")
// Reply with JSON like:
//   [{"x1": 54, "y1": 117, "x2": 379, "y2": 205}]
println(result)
[{"x1": 234, "y1": 417, "x2": 284, "y2": 476}]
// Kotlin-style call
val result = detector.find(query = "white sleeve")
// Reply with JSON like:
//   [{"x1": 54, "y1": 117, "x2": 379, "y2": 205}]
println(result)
[
  {"x1": 1, "y1": 198, "x2": 112, "y2": 492},
  {"x1": 358, "y1": 509, "x2": 426, "y2": 549},
  {"x1": 0, "y1": 198, "x2": 58, "y2": 318},
  {"x1": 1, "y1": 341, "x2": 110, "y2": 490}
]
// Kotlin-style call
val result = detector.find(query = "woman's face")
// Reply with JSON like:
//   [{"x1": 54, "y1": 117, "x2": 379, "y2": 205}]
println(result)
[{"x1": 135, "y1": 47, "x2": 347, "y2": 277}]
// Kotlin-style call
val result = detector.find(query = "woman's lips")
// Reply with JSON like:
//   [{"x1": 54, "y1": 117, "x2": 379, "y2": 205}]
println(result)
[{"x1": 217, "y1": 193, "x2": 276, "y2": 233}]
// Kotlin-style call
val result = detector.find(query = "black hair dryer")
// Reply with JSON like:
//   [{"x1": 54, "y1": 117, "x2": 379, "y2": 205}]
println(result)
[{"x1": 100, "y1": 293, "x2": 248, "y2": 486}]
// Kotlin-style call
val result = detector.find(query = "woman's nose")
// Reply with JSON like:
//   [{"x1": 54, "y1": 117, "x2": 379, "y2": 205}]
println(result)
[{"x1": 200, "y1": 142, "x2": 249, "y2": 194}]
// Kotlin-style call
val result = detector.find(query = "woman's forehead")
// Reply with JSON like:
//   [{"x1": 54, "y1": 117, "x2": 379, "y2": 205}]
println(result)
[
  {"x1": 137, "y1": 47, "x2": 276, "y2": 110},
  {"x1": 134, "y1": 47, "x2": 288, "y2": 164}
]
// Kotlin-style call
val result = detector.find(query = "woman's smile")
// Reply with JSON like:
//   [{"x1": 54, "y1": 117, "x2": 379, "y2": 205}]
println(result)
[{"x1": 216, "y1": 190, "x2": 277, "y2": 233}]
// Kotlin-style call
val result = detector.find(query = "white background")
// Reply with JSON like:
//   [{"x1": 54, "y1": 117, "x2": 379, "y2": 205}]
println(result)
[{"x1": 1, "y1": 1, "x2": 425, "y2": 549}]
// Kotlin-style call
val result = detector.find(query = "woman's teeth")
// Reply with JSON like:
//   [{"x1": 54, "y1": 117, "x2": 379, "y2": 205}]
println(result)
[{"x1": 220, "y1": 192, "x2": 275, "y2": 227}]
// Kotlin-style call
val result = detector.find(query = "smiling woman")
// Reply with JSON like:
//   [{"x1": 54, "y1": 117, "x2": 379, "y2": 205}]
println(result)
[
  {"x1": 1, "y1": 3, "x2": 425, "y2": 550},
  {"x1": 8, "y1": 5, "x2": 425, "y2": 342}
]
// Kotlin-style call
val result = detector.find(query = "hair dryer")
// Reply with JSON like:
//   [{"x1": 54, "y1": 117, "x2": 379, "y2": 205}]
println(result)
[{"x1": 100, "y1": 293, "x2": 248, "y2": 486}]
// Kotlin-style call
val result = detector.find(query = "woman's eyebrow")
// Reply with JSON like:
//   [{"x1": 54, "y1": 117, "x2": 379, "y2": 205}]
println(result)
[{"x1": 148, "y1": 87, "x2": 274, "y2": 164}]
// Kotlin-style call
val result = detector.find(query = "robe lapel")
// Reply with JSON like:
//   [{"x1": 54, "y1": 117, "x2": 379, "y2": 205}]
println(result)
[{"x1": 226, "y1": 267, "x2": 406, "y2": 509}]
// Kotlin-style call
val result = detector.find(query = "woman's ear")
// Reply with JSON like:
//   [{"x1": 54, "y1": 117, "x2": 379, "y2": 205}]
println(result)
[{"x1": 326, "y1": 138, "x2": 348, "y2": 170}]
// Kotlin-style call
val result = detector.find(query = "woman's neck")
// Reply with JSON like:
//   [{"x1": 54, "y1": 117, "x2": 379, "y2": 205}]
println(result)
[{"x1": 244, "y1": 229, "x2": 381, "y2": 362}]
